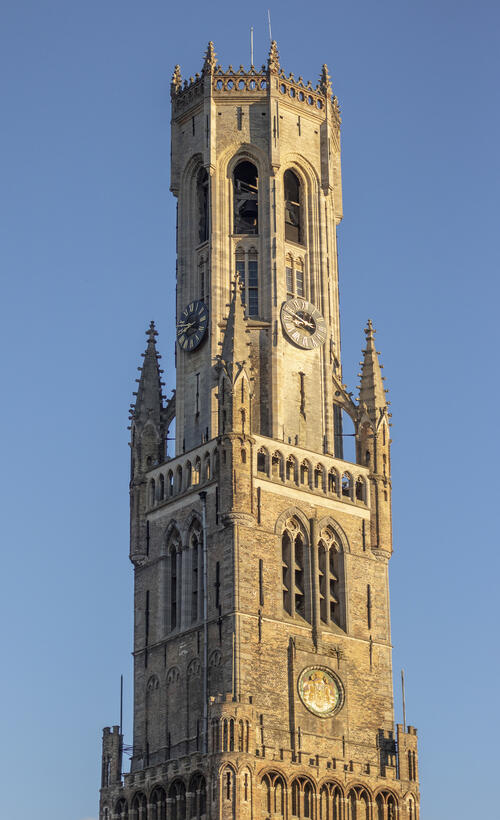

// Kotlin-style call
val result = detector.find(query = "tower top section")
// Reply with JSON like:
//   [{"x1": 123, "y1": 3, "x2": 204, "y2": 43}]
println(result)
[{"x1": 170, "y1": 40, "x2": 341, "y2": 126}]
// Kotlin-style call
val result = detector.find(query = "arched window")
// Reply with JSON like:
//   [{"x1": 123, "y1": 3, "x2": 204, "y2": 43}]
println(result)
[
  {"x1": 203, "y1": 452, "x2": 211, "y2": 481},
  {"x1": 115, "y1": 798, "x2": 128, "y2": 820},
  {"x1": 263, "y1": 774, "x2": 272, "y2": 814},
  {"x1": 167, "y1": 532, "x2": 181, "y2": 631},
  {"x1": 168, "y1": 470, "x2": 174, "y2": 496},
  {"x1": 284, "y1": 169, "x2": 302, "y2": 243},
  {"x1": 149, "y1": 479, "x2": 156, "y2": 506},
  {"x1": 342, "y1": 472, "x2": 353, "y2": 499},
  {"x1": 234, "y1": 161, "x2": 258, "y2": 234},
  {"x1": 131, "y1": 792, "x2": 148, "y2": 820},
  {"x1": 355, "y1": 476, "x2": 365, "y2": 502},
  {"x1": 272, "y1": 451, "x2": 284, "y2": 480},
  {"x1": 303, "y1": 782, "x2": 314, "y2": 818},
  {"x1": 150, "y1": 787, "x2": 166, "y2": 820},
  {"x1": 408, "y1": 796, "x2": 416, "y2": 820},
  {"x1": 274, "y1": 776, "x2": 285, "y2": 816},
  {"x1": 168, "y1": 780, "x2": 186, "y2": 820},
  {"x1": 292, "y1": 780, "x2": 300, "y2": 817},
  {"x1": 328, "y1": 469, "x2": 339, "y2": 495},
  {"x1": 300, "y1": 460, "x2": 311, "y2": 487},
  {"x1": 191, "y1": 533, "x2": 199, "y2": 622},
  {"x1": 194, "y1": 457, "x2": 201, "y2": 485},
  {"x1": 318, "y1": 526, "x2": 344, "y2": 628},
  {"x1": 286, "y1": 455, "x2": 298, "y2": 483},
  {"x1": 197, "y1": 168, "x2": 209, "y2": 244},
  {"x1": 257, "y1": 447, "x2": 269, "y2": 474},
  {"x1": 159, "y1": 473, "x2": 165, "y2": 501},
  {"x1": 281, "y1": 518, "x2": 310, "y2": 622},
  {"x1": 314, "y1": 464, "x2": 325, "y2": 490},
  {"x1": 189, "y1": 774, "x2": 206, "y2": 819}
]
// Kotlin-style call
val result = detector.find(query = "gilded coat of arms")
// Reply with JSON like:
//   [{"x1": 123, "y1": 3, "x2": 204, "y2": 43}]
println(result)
[{"x1": 298, "y1": 666, "x2": 343, "y2": 718}]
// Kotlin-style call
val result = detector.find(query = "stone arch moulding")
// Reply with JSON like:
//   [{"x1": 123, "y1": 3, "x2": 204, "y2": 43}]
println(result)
[
  {"x1": 166, "y1": 665, "x2": 181, "y2": 686},
  {"x1": 182, "y1": 510, "x2": 202, "y2": 542},
  {"x1": 180, "y1": 151, "x2": 204, "y2": 189},
  {"x1": 317, "y1": 777, "x2": 345, "y2": 795},
  {"x1": 163, "y1": 520, "x2": 181, "y2": 554},
  {"x1": 274, "y1": 506, "x2": 310, "y2": 536},
  {"x1": 279, "y1": 151, "x2": 321, "y2": 190},
  {"x1": 223, "y1": 143, "x2": 270, "y2": 181},
  {"x1": 317, "y1": 515, "x2": 350, "y2": 553}
]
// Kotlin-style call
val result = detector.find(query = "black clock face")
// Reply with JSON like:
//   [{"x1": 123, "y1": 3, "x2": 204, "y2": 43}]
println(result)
[
  {"x1": 281, "y1": 298, "x2": 327, "y2": 349},
  {"x1": 176, "y1": 301, "x2": 209, "y2": 351}
]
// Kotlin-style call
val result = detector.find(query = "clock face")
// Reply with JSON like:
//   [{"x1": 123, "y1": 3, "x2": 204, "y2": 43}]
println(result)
[
  {"x1": 281, "y1": 298, "x2": 327, "y2": 350},
  {"x1": 176, "y1": 300, "x2": 209, "y2": 351}
]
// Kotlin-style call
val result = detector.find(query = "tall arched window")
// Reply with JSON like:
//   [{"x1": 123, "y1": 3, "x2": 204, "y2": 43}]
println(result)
[
  {"x1": 168, "y1": 781, "x2": 186, "y2": 820},
  {"x1": 189, "y1": 774, "x2": 206, "y2": 819},
  {"x1": 191, "y1": 534, "x2": 199, "y2": 622},
  {"x1": 284, "y1": 169, "x2": 302, "y2": 243},
  {"x1": 167, "y1": 532, "x2": 181, "y2": 631},
  {"x1": 281, "y1": 518, "x2": 310, "y2": 622},
  {"x1": 234, "y1": 161, "x2": 258, "y2": 234},
  {"x1": 318, "y1": 526, "x2": 344, "y2": 628},
  {"x1": 197, "y1": 168, "x2": 209, "y2": 243}
]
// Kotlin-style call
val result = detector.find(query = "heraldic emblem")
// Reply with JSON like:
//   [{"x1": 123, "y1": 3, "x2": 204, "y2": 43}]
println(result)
[{"x1": 298, "y1": 666, "x2": 344, "y2": 718}]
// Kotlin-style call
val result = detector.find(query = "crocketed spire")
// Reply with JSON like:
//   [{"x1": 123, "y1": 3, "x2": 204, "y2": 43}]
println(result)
[
  {"x1": 319, "y1": 63, "x2": 332, "y2": 97},
  {"x1": 218, "y1": 279, "x2": 252, "y2": 385},
  {"x1": 202, "y1": 41, "x2": 217, "y2": 75},
  {"x1": 268, "y1": 40, "x2": 280, "y2": 73},
  {"x1": 358, "y1": 320, "x2": 387, "y2": 419},
  {"x1": 130, "y1": 321, "x2": 164, "y2": 425}
]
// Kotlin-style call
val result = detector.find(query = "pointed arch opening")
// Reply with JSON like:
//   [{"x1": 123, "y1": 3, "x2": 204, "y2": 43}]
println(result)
[
  {"x1": 284, "y1": 169, "x2": 302, "y2": 244},
  {"x1": 234, "y1": 161, "x2": 258, "y2": 234}
]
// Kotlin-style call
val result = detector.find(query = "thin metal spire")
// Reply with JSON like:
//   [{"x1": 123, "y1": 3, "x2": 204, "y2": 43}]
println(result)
[{"x1": 267, "y1": 9, "x2": 272, "y2": 41}]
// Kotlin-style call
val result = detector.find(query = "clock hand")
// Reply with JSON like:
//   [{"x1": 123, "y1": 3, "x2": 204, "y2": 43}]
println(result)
[{"x1": 284, "y1": 309, "x2": 315, "y2": 329}]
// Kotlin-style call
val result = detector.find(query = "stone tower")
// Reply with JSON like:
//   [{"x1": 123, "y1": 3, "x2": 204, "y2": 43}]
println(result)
[{"x1": 99, "y1": 41, "x2": 420, "y2": 820}]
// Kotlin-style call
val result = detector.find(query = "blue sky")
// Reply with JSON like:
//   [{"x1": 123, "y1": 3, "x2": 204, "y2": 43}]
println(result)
[{"x1": 0, "y1": 2, "x2": 498, "y2": 818}]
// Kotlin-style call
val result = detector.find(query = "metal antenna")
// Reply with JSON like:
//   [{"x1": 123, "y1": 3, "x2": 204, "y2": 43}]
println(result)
[
  {"x1": 250, "y1": 26, "x2": 254, "y2": 66},
  {"x1": 119, "y1": 674, "x2": 123, "y2": 734},
  {"x1": 267, "y1": 9, "x2": 272, "y2": 42},
  {"x1": 401, "y1": 669, "x2": 407, "y2": 732}
]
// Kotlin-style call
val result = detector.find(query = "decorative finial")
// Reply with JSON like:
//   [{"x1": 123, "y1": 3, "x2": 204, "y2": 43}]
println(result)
[
  {"x1": 203, "y1": 41, "x2": 217, "y2": 75},
  {"x1": 146, "y1": 320, "x2": 158, "y2": 344},
  {"x1": 171, "y1": 65, "x2": 182, "y2": 94},
  {"x1": 319, "y1": 64, "x2": 332, "y2": 98},
  {"x1": 268, "y1": 40, "x2": 280, "y2": 73},
  {"x1": 365, "y1": 319, "x2": 376, "y2": 338}
]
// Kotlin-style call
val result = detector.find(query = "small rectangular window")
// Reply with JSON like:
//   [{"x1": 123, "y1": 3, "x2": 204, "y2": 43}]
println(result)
[{"x1": 286, "y1": 266, "x2": 293, "y2": 297}]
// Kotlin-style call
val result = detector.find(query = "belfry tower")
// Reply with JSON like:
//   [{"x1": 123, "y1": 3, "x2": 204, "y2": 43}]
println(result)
[{"x1": 99, "y1": 42, "x2": 420, "y2": 820}]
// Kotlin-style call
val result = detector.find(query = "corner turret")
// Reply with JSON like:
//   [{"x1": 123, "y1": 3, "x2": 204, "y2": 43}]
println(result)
[{"x1": 129, "y1": 322, "x2": 168, "y2": 564}]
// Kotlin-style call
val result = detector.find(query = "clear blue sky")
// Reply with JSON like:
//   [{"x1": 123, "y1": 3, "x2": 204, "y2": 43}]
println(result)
[{"x1": 1, "y1": 2, "x2": 498, "y2": 818}]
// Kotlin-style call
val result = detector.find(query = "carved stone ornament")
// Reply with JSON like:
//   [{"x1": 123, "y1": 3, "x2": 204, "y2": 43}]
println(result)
[{"x1": 297, "y1": 666, "x2": 344, "y2": 718}]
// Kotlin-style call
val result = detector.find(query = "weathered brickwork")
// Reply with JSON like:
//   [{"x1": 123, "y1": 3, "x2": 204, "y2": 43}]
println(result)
[{"x1": 99, "y1": 40, "x2": 420, "y2": 820}]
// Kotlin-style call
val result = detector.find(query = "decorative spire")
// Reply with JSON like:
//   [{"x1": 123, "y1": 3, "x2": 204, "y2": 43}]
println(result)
[
  {"x1": 268, "y1": 40, "x2": 280, "y2": 73},
  {"x1": 319, "y1": 63, "x2": 332, "y2": 98},
  {"x1": 217, "y1": 279, "x2": 252, "y2": 384},
  {"x1": 171, "y1": 65, "x2": 182, "y2": 95},
  {"x1": 131, "y1": 321, "x2": 165, "y2": 424},
  {"x1": 358, "y1": 320, "x2": 387, "y2": 419},
  {"x1": 202, "y1": 41, "x2": 217, "y2": 75}
]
